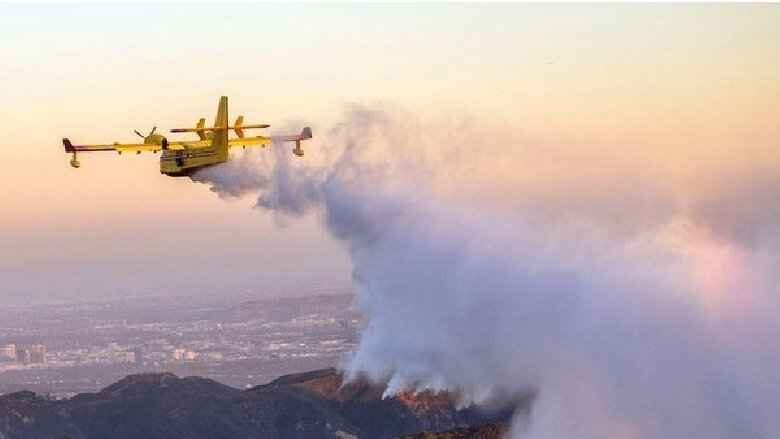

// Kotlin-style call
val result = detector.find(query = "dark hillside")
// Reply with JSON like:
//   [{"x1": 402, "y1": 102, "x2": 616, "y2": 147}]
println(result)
[{"x1": 0, "y1": 368, "x2": 523, "y2": 439}]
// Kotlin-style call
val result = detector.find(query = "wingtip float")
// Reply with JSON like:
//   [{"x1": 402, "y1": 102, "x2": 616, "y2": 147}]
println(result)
[{"x1": 62, "y1": 96, "x2": 312, "y2": 177}]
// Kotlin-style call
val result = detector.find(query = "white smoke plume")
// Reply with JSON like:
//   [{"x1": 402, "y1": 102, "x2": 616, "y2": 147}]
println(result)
[{"x1": 192, "y1": 103, "x2": 780, "y2": 439}]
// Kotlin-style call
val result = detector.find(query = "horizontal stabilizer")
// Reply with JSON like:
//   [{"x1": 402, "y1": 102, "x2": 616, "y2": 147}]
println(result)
[{"x1": 171, "y1": 124, "x2": 269, "y2": 133}]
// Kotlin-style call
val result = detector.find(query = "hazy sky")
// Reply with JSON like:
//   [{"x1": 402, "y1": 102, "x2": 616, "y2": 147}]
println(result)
[{"x1": 1, "y1": 4, "x2": 778, "y2": 304}]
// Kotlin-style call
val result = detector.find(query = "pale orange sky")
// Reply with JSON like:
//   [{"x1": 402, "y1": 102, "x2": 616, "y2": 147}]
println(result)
[{"x1": 1, "y1": 4, "x2": 778, "y2": 303}]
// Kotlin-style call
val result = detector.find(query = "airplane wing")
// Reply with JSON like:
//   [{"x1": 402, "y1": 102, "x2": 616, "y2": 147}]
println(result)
[
  {"x1": 228, "y1": 127, "x2": 312, "y2": 156},
  {"x1": 62, "y1": 137, "x2": 211, "y2": 168},
  {"x1": 62, "y1": 138, "x2": 202, "y2": 154}
]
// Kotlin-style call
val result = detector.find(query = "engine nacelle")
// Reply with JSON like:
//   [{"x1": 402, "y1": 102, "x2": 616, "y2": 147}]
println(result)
[
  {"x1": 234, "y1": 115, "x2": 245, "y2": 138},
  {"x1": 195, "y1": 118, "x2": 209, "y2": 140}
]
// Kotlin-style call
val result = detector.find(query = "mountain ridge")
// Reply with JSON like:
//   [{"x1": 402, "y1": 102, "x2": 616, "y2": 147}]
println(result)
[{"x1": 0, "y1": 368, "x2": 524, "y2": 439}]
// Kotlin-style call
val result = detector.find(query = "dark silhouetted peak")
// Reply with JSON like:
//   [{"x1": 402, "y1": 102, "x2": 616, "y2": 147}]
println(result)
[
  {"x1": 98, "y1": 372, "x2": 236, "y2": 399},
  {"x1": 270, "y1": 367, "x2": 340, "y2": 386},
  {"x1": 98, "y1": 372, "x2": 179, "y2": 398},
  {"x1": 104, "y1": 372, "x2": 178, "y2": 390}
]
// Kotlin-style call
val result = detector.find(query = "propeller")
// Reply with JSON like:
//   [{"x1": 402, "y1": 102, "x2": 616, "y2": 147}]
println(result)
[{"x1": 134, "y1": 126, "x2": 157, "y2": 139}]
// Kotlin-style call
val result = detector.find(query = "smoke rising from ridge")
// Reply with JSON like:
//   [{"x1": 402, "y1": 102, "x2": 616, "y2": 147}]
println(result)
[{"x1": 192, "y1": 103, "x2": 780, "y2": 438}]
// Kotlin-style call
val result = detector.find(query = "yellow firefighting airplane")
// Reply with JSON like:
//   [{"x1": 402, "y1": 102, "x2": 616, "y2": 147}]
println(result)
[{"x1": 62, "y1": 96, "x2": 312, "y2": 176}]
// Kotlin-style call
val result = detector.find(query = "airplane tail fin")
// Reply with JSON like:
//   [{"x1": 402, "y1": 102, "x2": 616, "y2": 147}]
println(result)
[{"x1": 212, "y1": 96, "x2": 229, "y2": 158}]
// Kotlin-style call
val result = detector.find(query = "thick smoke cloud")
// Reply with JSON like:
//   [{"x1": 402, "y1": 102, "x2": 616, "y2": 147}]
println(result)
[{"x1": 192, "y1": 104, "x2": 780, "y2": 438}]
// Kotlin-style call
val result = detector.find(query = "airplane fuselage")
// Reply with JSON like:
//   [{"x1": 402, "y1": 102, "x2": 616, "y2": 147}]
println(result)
[{"x1": 160, "y1": 145, "x2": 227, "y2": 176}]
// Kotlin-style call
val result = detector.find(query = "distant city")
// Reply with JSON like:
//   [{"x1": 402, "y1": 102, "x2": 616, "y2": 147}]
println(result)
[
  {"x1": 1, "y1": 343, "x2": 47, "y2": 365},
  {"x1": 0, "y1": 291, "x2": 359, "y2": 398}
]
